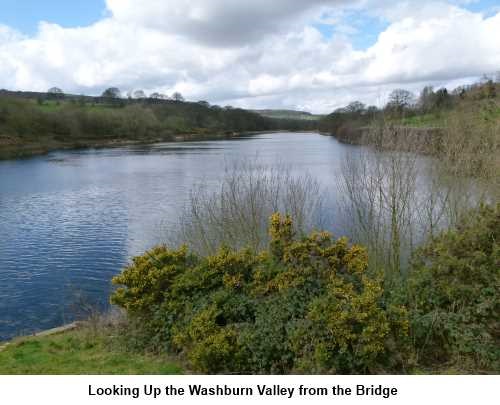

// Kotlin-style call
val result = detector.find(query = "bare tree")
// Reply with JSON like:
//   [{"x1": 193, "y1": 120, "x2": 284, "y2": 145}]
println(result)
[
  {"x1": 339, "y1": 126, "x2": 428, "y2": 279},
  {"x1": 344, "y1": 101, "x2": 366, "y2": 114},
  {"x1": 167, "y1": 160, "x2": 324, "y2": 255},
  {"x1": 338, "y1": 114, "x2": 496, "y2": 279},
  {"x1": 386, "y1": 89, "x2": 415, "y2": 115}
]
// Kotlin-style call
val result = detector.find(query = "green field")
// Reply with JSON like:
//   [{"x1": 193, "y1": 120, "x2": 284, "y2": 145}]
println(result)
[
  {"x1": 252, "y1": 109, "x2": 324, "y2": 121},
  {"x1": 393, "y1": 105, "x2": 500, "y2": 128},
  {"x1": 0, "y1": 328, "x2": 182, "y2": 375},
  {"x1": 395, "y1": 113, "x2": 447, "y2": 128},
  {"x1": 34, "y1": 100, "x2": 113, "y2": 112}
]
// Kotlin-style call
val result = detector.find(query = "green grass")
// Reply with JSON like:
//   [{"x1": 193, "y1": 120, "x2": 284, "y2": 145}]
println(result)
[
  {"x1": 34, "y1": 100, "x2": 115, "y2": 111},
  {"x1": 32, "y1": 100, "x2": 66, "y2": 111},
  {"x1": 480, "y1": 105, "x2": 500, "y2": 121},
  {"x1": 395, "y1": 101, "x2": 500, "y2": 128},
  {"x1": 252, "y1": 109, "x2": 324, "y2": 121},
  {"x1": 0, "y1": 328, "x2": 182, "y2": 375},
  {"x1": 395, "y1": 113, "x2": 447, "y2": 128}
]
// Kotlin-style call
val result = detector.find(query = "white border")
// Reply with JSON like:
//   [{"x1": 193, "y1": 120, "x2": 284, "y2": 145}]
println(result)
[{"x1": 0, "y1": 375, "x2": 499, "y2": 404}]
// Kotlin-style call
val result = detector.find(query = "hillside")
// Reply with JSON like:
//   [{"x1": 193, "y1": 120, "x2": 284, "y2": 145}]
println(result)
[
  {"x1": 0, "y1": 91, "x2": 315, "y2": 159},
  {"x1": 319, "y1": 80, "x2": 500, "y2": 139},
  {"x1": 252, "y1": 109, "x2": 324, "y2": 121}
]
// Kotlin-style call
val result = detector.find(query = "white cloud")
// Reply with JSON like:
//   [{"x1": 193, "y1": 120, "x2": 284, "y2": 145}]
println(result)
[
  {"x1": 104, "y1": 0, "x2": 344, "y2": 47},
  {"x1": 0, "y1": 1, "x2": 499, "y2": 113},
  {"x1": 362, "y1": 7, "x2": 500, "y2": 84}
]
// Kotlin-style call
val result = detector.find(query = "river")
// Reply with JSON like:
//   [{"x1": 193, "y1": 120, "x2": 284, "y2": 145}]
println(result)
[{"x1": 1, "y1": 132, "x2": 373, "y2": 340}]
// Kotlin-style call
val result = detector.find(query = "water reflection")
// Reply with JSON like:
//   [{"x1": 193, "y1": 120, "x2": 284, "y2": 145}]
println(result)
[
  {"x1": 0, "y1": 133, "x2": 348, "y2": 340},
  {"x1": 2, "y1": 132, "x2": 479, "y2": 340}
]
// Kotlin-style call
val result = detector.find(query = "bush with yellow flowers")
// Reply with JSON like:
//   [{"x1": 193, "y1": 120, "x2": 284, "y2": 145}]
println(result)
[{"x1": 111, "y1": 214, "x2": 408, "y2": 373}]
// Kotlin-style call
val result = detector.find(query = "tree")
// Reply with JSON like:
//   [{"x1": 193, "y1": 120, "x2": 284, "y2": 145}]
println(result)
[
  {"x1": 419, "y1": 86, "x2": 435, "y2": 112},
  {"x1": 480, "y1": 74, "x2": 491, "y2": 84},
  {"x1": 386, "y1": 89, "x2": 415, "y2": 114},
  {"x1": 133, "y1": 89, "x2": 146, "y2": 99},
  {"x1": 452, "y1": 86, "x2": 467, "y2": 99},
  {"x1": 345, "y1": 101, "x2": 366, "y2": 115},
  {"x1": 434, "y1": 88, "x2": 452, "y2": 109},
  {"x1": 47, "y1": 87, "x2": 63, "y2": 95},
  {"x1": 485, "y1": 80, "x2": 496, "y2": 99},
  {"x1": 172, "y1": 92, "x2": 184, "y2": 102},
  {"x1": 150, "y1": 92, "x2": 168, "y2": 100},
  {"x1": 197, "y1": 100, "x2": 210, "y2": 108},
  {"x1": 101, "y1": 87, "x2": 121, "y2": 99},
  {"x1": 47, "y1": 87, "x2": 64, "y2": 100}
]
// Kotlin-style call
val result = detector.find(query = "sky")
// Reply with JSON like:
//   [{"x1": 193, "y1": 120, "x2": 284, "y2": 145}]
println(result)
[{"x1": 0, "y1": 0, "x2": 499, "y2": 113}]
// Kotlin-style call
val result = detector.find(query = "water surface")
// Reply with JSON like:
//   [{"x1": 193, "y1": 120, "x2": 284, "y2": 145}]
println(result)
[{"x1": 0, "y1": 132, "x2": 363, "y2": 340}]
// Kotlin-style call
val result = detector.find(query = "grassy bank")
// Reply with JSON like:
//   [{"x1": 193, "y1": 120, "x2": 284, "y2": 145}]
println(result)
[
  {"x1": 318, "y1": 80, "x2": 500, "y2": 145},
  {"x1": 0, "y1": 323, "x2": 182, "y2": 375}
]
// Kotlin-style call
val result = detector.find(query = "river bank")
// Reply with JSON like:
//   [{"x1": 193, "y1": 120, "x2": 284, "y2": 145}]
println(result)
[
  {"x1": 0, "y1": 322, "x2": 78, "y2": 351},
  {"x1": 0, "y1": 131, "x2": 241, "y2": 161},
  {"x1": 323, "y1": 124, "x2": 444, "y2": 155},
  {"x1": 0, "y1": 319, "x2": 182, "y2": 374},
  {"x1": 0, "y1": 130, "x2": 304, "y2": 161}
]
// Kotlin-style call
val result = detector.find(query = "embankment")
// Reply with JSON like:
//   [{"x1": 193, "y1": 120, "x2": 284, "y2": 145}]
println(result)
[
  {"x1": 327, "y1": 124, "x2": 444, "y2": 154},
  {"x1": 0, "y1": 131, "x2": 243, "y2": 160}
]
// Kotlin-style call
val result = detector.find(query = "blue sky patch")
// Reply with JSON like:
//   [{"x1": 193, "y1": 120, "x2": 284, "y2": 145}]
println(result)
[
  {"x1": 315, "y1": 11, "x2": 390, "y2": 50},
  {"x1": 460, "y1": 0, "x2": 500, "y2": 16},
  {"x1": 0, "y1": 0, "x2": 107, "y2": 34}
]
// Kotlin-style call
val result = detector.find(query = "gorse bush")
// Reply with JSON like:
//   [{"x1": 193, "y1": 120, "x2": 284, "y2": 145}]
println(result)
[
  {"x1": 407, "y1": 204, "x2": 500, "y2": 371},
  {"x1": 112, "y1": 214, "x2": 408, "y2": 374},
  {"x1": 112, "y1": 206, "x2": 499, "y2": 374}
]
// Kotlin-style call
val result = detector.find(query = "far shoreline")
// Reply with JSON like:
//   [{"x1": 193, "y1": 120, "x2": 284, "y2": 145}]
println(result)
[{"x1": 0, "y1": 130, "x2": 314, "y2": 162}]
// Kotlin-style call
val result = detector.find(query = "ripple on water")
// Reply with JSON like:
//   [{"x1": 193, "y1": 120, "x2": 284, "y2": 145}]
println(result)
[{"x1": 0, "y1": 133, "x2": 353, "y2": 340}]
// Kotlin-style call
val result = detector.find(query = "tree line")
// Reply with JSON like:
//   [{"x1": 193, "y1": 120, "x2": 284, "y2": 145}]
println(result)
[
  {"x1": 319, "y1": 73, "x2": 499, "y2": 134},
  {"x1": 0, "y1": 88, "x2": 316, "y2": 158}
]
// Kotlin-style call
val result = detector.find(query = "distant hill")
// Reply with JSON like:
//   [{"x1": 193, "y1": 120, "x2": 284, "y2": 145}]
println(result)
[
  {"x1": 251, "y1": 109, "x2": 324, "y2": 121},
  {"x1": 0, "y1": 89, "x2": 318, "y2": 159}
]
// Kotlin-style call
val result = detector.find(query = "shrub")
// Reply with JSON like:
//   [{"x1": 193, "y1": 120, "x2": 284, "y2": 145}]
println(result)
[
  {"x1": 407, "y1": 204, "x2": 500, "y2": 371},
  {"x1": 112, "y1": 214, "x2": 408, "y2": 373},
  {"x1": 169, "y1": 162, "x2": 324, "y2": 256}
]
